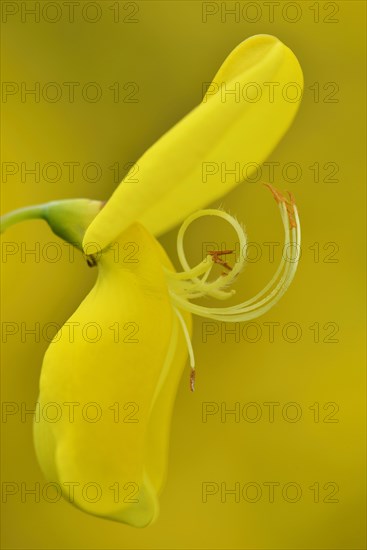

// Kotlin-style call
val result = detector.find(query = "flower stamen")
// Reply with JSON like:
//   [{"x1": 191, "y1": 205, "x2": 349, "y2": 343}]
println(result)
[
  {"x1": 173, "y1": 307, "x2": 196, "y2": 392},
  {"x1": 190, "y1": 368, "x2": 196, "y2": 393},
  {"x1": 264, "y1": 183, "x2": 297, "y2": 229},
  {"x1": 165, "y1": 184, "x2": 301, "y2": 322},
  {"x1": 208, "y1": 249, "x2": 235, "y2": 272},
  {"x1": 167, "y1": 185, "x2": 301, "y2": 389}
]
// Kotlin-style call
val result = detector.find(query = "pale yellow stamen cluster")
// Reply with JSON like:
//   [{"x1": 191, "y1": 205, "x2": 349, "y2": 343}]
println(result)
[{"x1": 166, "y1": 185, "x2": 301, "y2": 388}]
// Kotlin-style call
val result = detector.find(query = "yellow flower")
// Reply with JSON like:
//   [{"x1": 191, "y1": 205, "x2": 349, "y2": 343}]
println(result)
[{"x1": 0, "y1": 35, "x2": 303, "y2": 527}]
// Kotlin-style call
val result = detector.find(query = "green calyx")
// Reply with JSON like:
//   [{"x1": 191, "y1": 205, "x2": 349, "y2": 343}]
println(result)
[{"x1": 0, "y1": 199, "x2": 104, "y2": 251}]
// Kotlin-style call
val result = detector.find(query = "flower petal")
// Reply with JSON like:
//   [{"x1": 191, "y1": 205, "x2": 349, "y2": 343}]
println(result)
[
  {"x1": 34, "y1": 223, "x2": 191, "y2": 527},
  {"x1": 83, "y1": 34, "x2": 303, "y2": 252}
]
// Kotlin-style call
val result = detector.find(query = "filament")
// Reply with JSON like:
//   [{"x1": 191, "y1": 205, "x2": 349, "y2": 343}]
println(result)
[{"x1": 165, "y1": 185, "x2": 301, "y2": 324}]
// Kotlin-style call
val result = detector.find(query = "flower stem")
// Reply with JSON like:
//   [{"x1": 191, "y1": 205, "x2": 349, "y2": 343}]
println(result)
[
  {"x1": 0, "y1": 204, "x2": 46, "y2": 233},
  {"x1": 0, "y1": 199, "x2": 104, "y2": 252}
]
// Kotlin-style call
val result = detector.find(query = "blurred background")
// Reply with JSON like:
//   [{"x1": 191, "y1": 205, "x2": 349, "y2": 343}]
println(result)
[{"x1": 1, "y1": 1, "x2": 365, "y2": 548}]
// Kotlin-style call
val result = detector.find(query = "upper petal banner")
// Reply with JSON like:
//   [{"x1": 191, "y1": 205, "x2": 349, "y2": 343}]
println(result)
[{"x1": 82, "y1": 34, "x2": 303, "y2": 251}]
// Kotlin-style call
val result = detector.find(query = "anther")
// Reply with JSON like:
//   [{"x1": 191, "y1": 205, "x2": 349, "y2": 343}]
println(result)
[
  {"x1": 209, "y1": 249, "x2": 234, "y2": 271},
  {"x1": 264, "y1": 183, "x2": 297, "y2": 229},
  {"x1": 190, "y1": 368, "x2": 196, "y2": 392},
  {"x1": 263, "y1": 183, "x2": 285, "y2": 204}
]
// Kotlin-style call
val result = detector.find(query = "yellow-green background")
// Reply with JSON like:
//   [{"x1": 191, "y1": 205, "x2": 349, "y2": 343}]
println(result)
[{"x1": 1, "y1": 1, "x2": 365, "y2": 548}]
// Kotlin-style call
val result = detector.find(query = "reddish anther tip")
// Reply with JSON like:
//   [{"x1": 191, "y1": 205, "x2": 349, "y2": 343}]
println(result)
[
  {"x1": 208, "y1": 249, "x2": 235, "y2": 256},
  {"x1": 264, "y1": 183, "x2": 297, "y2": 230},
  {"x1": 263, "y1": 183, "x2": 285, "y2": 204},
  {"x1": 209, "y1": 249, "x2": 234, "y2": 271},
  {"x1": 287, "y1": 191, "x2": 296, "y2": 205},
  {"x1": 190, "y1": 368, "x2": 196, "y2": 392}
]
